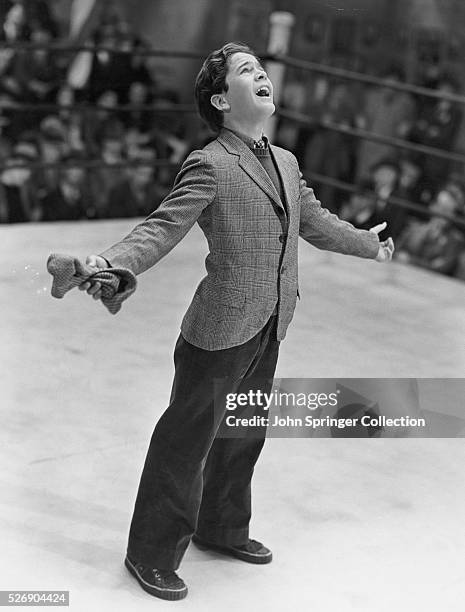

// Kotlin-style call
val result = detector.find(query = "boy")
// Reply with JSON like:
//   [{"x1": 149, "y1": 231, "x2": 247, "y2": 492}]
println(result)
[{"x1": 80, "y1": 42, "x2": 394, "y2": 600}]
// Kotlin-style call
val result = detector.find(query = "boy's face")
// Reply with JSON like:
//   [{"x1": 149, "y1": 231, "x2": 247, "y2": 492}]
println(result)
[{"x1": 221, "y1": 52, "x2": 275, "y2": 124}]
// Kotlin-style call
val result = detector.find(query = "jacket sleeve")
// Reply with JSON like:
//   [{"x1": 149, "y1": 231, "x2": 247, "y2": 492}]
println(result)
[
  {"x1": 99, "y1": 150, "x2": 217, "y2": 275},
  {"x1": 298, "y1": 171, "x2": 380, "y2": 259}
]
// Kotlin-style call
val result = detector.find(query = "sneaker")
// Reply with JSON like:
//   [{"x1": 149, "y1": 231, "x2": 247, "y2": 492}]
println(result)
[
  {"x1": 124, "y1": 554, "x2": 188, "y2": 601},
  {"x1": 191, "y1": 535, "x2": 272, "y2": 564}
]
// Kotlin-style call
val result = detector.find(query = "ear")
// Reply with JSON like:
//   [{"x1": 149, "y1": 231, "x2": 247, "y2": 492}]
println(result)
[{"x1": 210, "y1": 93, "x2": 230, "y2": 113}]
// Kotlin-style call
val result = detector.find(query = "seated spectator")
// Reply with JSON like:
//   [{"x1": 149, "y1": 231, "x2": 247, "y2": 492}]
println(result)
[
  {"x1": 128, "y1": 37, "x2": 155, "y2": 93},
  {"x1": 409, "y1": 74, "x2": 463, "y2": 201},
  {"x1": 303, "y1": 80, "x2": 358, "y2": 212},
  {"x1": 40, "y1": 153, "x2": 97, "y2": 221},
  {"x1": 395, "y1": 185, "x2": 465, "y2": 276},
  {"x1": 370, "y1": 159, "x2": 409, "y2": 240},
  {"x1": 397, "y1": 155, "x2": 429, "y2": 218},
  {"x1": 0, "y1": 85, "x2": 14, "y2": 151},
  {"x1": 85, "y1": 89, "x2": 126, "y2": 155},
  {"x1": 371, "y1": 158, "x2": 399, "y2": 198},
  {"x1": 0, "y1": 139, "x2": 41, "y2": 223},
  {"x1": 105, "y1": 147, "x2": 164, "y2": 218},
  {"x1": 39, "y1": 86, "x2": 88, "y2": 157},
  {"x1": 356, "y1": 66, "x2": 416, "y2": 181},
  {"x1": 123, "y1": 80, "x2": 154, "y2": 135},
  {"x1": 37, "y1": 116, "x2": 67, "y2": 195},
  {"x1": 373, "y1": 159, "x2": 411, "y2": 240},
  {"x1": 0, "y1": 45, "x2": 23, "y2": 100},
  {"x1": 54, "y1": 84, "x2": 87, "y2": 153},
  {"x1": 91, "y1": 132, "x2": 126, "y2": 215},
  {"x1": 339, "y1": 179, "x2": 377, "y2": 227},
  {"x1": 20, "y1": 21, "x2": 61, "y2": 107},
  {"x1": 24, "y1": 0, "x2": 59, "y2": 39},
  {"x1": 340, "y1": 159, "x2": 408, "y2": 241},
  {"x1": 1, "y1": 15, "x2": 61, "y2": 127},
  {"x1": 0, "y1": 86, "x2": 34, "y2": 141},
  {"x1": 86, "y1": 21, "x2": 133, "y2": 103}
]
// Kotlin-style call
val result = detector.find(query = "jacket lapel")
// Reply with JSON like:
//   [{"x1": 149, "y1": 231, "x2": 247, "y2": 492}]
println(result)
[{"x1": 217, "y1": 129, "x2": 285, "y2": 214}]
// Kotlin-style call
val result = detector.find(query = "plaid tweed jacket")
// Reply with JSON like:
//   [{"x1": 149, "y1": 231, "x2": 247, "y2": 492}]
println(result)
[{"x1": 100, "y1": 129, "x2": 379, "y2": 350}]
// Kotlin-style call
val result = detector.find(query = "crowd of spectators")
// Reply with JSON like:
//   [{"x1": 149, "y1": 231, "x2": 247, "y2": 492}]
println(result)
[
  {"x1": 277, "y1": 65, "x2": 465, "y2": 280},
  {"x1": 1, "y1": 1, "x2": 465, "y2": 280},
  {"x1": 0, "y1": 0, "x2": 189, "y2": 224}
]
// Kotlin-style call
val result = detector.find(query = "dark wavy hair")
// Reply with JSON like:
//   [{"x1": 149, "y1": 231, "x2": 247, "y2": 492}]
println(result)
[{"x1": 194, "y1": 42, "x2": 258, "y2": 133}]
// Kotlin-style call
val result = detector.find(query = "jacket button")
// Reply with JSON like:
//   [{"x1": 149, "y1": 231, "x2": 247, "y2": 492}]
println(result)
[
  {"x1": 281, "y1": 265, "x2": 286, "y2": 274},
  {"x1": 279, "y1": 234, "x2": 286, "y2": 243}
]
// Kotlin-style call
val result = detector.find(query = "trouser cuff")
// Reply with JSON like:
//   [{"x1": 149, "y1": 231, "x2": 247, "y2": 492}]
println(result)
[{"x1": 195, "y1": 522, "x2": 249, "y2": 547}]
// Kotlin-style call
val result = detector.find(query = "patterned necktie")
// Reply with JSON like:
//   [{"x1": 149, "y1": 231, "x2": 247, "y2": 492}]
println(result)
[{"x1": 253, "y1": 137, "x2": 267, "y2": 149}]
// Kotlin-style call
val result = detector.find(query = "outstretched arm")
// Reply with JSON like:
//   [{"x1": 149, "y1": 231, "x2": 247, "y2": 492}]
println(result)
[
  {"x1": 79, "y1": 150, "x2": 217, "y2": 300},
  {"x1": 99, "y1": 150, "x2": 217, "y2": 274},
  {"x1": 298, "y1": 171, "x2": 381, "y2": 259}
]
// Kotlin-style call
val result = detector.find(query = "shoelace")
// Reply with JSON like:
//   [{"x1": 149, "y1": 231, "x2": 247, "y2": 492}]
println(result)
[
  {"x1": 236, "y1": 538, "x2": 264, "y2": 552},
  {"x1": 153, "y1": 569, "x2": 178, "y2": 579}
]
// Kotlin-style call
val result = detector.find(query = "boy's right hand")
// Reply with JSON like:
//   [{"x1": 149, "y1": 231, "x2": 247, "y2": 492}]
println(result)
[{"x1": 79, "y1": 255, "x2": 109, "y2": 300}]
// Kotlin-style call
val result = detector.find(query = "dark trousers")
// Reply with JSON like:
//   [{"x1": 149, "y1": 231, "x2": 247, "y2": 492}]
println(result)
[{"x1": 127, "y1": 315, "x2": 280, "y2": 570}]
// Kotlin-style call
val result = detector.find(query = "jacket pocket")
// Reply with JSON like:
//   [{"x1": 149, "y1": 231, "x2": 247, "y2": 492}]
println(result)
[{"x1": 199, "y1": 283, "x2": 245, "y2": 308}]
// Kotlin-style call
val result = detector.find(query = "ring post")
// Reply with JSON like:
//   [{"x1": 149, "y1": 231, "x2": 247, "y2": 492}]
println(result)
[{"x1": 265, "y1": 11, "x2": 295, "y2": 141}]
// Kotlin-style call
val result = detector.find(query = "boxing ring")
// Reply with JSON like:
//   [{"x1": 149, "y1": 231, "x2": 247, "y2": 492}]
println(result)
[{"x1": 2, "y1": 218, "x2": 465, "y2": 611}]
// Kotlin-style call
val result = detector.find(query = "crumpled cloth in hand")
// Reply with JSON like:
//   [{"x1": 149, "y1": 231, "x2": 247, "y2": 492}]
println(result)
[{"x1": 46, "y1": 253, "x2": 137, "y2": 314}]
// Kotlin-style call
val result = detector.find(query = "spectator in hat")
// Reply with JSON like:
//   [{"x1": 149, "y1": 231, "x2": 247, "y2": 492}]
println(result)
[{"x1": 342, "y1": 159, "x2": 408, "y2": 242}]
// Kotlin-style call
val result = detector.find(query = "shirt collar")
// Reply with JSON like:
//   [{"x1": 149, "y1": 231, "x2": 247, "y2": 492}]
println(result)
[{"x1": 222, "y1": 127, "x2": 269, "y2": 151}]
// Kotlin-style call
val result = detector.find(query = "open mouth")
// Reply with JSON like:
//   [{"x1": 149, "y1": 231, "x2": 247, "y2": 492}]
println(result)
[{"x1": 255, "y1": 86, "x2": 271, "y2": 98}]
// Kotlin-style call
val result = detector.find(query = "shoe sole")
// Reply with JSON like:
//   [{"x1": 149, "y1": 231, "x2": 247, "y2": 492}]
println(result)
[
  {"x1": 124, "y1": 556, "x2": 188, "y2": 601},
  {"x1": 192, "y1": 536, "x2": 272, "y2": 565}
]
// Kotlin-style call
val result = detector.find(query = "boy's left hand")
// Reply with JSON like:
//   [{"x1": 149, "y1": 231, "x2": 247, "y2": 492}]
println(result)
[{"x1": 369, "y1": 222, "x2": 395, "y2": 262}]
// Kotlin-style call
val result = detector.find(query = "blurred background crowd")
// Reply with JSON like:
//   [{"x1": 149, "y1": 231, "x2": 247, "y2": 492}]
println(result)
[
  {"x1": 0, "y1": 0, "x2": 193, "y2": 225},
  {"x1": 1, "y1": 0, "x2": 465, "y2": 280}
]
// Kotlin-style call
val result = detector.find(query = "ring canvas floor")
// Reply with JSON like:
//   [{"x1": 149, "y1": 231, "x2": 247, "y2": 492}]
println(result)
[{"x1": 2, "y1": 219, "x2": 464, "y2": 611}]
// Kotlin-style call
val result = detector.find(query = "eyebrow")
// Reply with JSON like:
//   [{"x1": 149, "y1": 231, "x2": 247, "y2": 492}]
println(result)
[{"x1": 236, "y1": 59, "x2": 264, "y2": 72}]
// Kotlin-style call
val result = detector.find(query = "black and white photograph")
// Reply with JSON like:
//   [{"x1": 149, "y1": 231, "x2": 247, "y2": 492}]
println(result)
[{"x1": 2, "y1": 1, "x2": 465, "y2": 610}]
